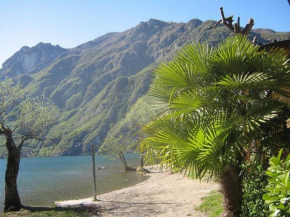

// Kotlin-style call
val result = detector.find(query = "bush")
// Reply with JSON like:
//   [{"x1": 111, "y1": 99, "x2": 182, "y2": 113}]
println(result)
[
  {"x1": 242, "y1": 164, "x2": 269, "y2": 216},
  {"x1": 262, "y1": 150, "x2": 290, "y2": 217}
]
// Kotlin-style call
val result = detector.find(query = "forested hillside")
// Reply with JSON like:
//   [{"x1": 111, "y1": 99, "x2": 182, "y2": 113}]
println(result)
[{"x1": 0, "y1": 18, "x2": 289, "y2": 157}]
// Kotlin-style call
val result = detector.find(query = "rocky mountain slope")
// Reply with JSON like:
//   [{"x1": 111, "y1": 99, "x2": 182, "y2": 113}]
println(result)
[
  {"x1": 0, "y1": 18, "x2": 289, "y2": 157},
  {"x1": 0, "y1": 43, "x2": 67, "y2": 79}
]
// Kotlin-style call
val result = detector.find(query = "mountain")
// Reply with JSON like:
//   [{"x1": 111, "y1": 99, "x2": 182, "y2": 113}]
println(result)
[
  {"x1": 0, "y1": 43, "x2": 67, "y2": 79},
  {"x1": 0, "y1": 18, "x2": 289, "y2": 157}
]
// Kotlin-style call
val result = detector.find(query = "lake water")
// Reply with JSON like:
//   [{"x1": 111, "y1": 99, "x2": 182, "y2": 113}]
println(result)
[{"x1": 0, "y1": 154, "x2": 147, "y2": 213}]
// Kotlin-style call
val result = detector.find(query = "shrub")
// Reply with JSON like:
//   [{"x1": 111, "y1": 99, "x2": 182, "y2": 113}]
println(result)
[
  {"x1": 242, "y1": 164, "x2": 269, "y2": 216},
  {"x1": 263, "y1": 150, "x2": 290, "y2": 217}
]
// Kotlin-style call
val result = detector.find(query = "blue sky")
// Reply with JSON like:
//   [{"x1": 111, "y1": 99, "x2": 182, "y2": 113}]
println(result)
[{"x1": 0, "y1": 0, "x2": 289, "y2": 67}]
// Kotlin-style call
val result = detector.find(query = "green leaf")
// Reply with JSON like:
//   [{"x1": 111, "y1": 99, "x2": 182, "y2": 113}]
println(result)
[
  {"x1": 270, "y1": 157, "x2": 281, "y2": 166},
  {"x1": 278, "y1": 149, "x2": 283, "y2": 160},
  {"x1": 285, "y1": 172, "x2": 289, "y2": 187},
  {"x1": 269, "y1": 204, "x2": 277, "y2": 211},
  {"x1": 277, "y1": 203, "x2": 285, "y2": 210}
]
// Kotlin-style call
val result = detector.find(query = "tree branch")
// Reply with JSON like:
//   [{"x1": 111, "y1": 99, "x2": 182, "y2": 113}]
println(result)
[
  {"x1": 208, "y1": 7, "x2": 254, "y2": 36},
  {"x1": 207, "y1": 19, "x2": 222, "y2": 29},
  {"x1": 1, "y1": 121, "x2": 6, "y2": 131},
  {"x1": 252, "y1": 36, "x2": 258, "y2": 44},
  {"x1": 241, "y1": 18, "x2": 255, "y2": 35},
  {"x1": 234, "y1": 23, "x2": 241, "y2": 34},
  {"x1": 12, "y1": 122, "x2": 23, "y2": 133},
  {"x1": 234, "y1": 17, "x2": 241, "y2": 34},
  {"x1": 18, "y1": 135, "x2": 28, "y2": 149},
  {"x1": 220, "y1": 7, "x2": 234, "y2": 33},
  {"x1": 18, "y1": 134, "x2": 46, "y2": 149}
]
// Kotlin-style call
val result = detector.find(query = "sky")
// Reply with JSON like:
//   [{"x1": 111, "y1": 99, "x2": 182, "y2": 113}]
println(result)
[{"x1": 0, "y1": 0, "x2": 289, "y2": 67}]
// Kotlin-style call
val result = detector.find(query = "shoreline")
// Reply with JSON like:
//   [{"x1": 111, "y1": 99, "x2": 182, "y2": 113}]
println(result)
[{"x1": 56, "y1": 166, "x2": 219, "y2": 216}]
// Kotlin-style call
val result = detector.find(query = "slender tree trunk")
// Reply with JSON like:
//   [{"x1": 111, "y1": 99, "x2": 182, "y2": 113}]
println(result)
[
  {"x1": 118, "y1": 152, "x2": 136, "y2": 171},
  {"x1": 220, "y1": 165, "x2": 243, "y2": 217},
  {"x1": 140, "y1": 151, "x2": 144, "y2": 168},
  {"x1": 4, "y1": 133, "x2": 22, "y2": 212},
  {"x1": 136, "y1": 151, "x2": 149, "y2": 175},
  {"x1": 122, "y1": 154, "x2": 128, "y2": 169},
  {"x1": 119, "y1": 152, "x2": 128, "y2": 168}
]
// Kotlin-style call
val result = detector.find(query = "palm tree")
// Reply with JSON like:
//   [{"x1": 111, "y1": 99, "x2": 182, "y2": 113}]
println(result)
[{"x1": 141, "y1": 36, "x2": 290, "y2": 217}]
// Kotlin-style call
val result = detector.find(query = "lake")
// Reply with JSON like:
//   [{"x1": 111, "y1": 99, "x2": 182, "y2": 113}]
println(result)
[{"x1": 0, "y1": 154, "x2": 147, "y2": 213}]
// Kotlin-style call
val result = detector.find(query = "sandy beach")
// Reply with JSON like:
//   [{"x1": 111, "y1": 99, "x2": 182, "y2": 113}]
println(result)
[{"x1": 57, "y1": 166, "x2": 219, "y2": 217}]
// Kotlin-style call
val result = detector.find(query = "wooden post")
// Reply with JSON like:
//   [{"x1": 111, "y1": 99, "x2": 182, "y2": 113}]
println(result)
[{"x1": 91, "y1": 144, "x2": 97, "y2": 201}]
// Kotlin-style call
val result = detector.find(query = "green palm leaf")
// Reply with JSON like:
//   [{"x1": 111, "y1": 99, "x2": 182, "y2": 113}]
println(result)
[{"x1": 141, "y1": 35, "x2": 290, "y2": 180}]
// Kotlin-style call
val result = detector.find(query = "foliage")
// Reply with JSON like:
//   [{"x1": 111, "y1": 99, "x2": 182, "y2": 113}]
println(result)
[
  {"x1": 101, "y1": 95, "x2": 158, "y2": 152},
  {"x1": 0, "y1": 79, "x2": 58, "y2": 212},
  {"x1": 195, "y1": 191, "x2": 223, "y2": 217},
  {"x1": 262, "y1": 150, "x2": 290, "y2": 217},
  {"x1": 1, "y1": 19, "x2": 289, "y2": 157},
  {"x1": 0, "y1": 80, "x2": 58, "y2": 157},
  {"x1": 0, "y1": 79, "x2": 22, "y2": 120},
  {"x1": 0, "y1": 79, "x2": 58, "y2": 145},
  {"x1": 99, "y1": 136, "x2": 129, "y2": 157},
  {"x1": 242, "y1": 164, "x2": 269, "y2": 216},
  {"x1": 99, "y1": 95, "x2": 157, "y2": 168},
  {"x1": 140, "y1": 35, "x2": 290, "y2": 216},
  {"x1": 141, "y1": 35, "x2": 290, "y2": 177},
  {"x1": 47, "y1": 67, "x2": 153, "y2": 156}
]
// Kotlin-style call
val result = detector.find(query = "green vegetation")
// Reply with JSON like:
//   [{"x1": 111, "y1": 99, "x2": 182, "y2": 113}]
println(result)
[
  {"x1": 141, "y1": 35, "x2": 290, "y2": 216},
  {"x1": 196, "y1": 191, "x2": 223, "y2": 217},
  {"x1": 0, "y1": 79, "x2": 58, "y2": 212},
  {"x1": 0, "y1": 18, "x2": 289, "y2": 158},
  {"x1": 99, "y1": 95, "x2": 158, "y2": 170},
  {"x1": 241, "y1": 164, "x2": 269, "y2": 216},
  {"x1": 263, "y1": 150, "x2": 290, "y2": 217}
]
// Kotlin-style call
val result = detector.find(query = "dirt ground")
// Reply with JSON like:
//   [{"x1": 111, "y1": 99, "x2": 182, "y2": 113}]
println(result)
[{"x1": 57, "y1": 166, "x2": 219, "y2": 217}]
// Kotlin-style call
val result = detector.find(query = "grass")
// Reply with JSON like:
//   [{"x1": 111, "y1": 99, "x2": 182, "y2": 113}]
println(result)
[
  {"x1": 195, "y1": 190, "x2": 223, "y2": 217},
  {"x1": 0, "y1": 206, "x2": 101, "y2": 217}
]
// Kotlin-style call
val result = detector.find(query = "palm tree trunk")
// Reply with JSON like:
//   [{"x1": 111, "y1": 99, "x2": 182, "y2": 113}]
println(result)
[
  {"x1": 4, "y1": 133, "x2": 21, "y2": 212},
  {"x1": 220, "y1": 165, "x2": 243, "y2": 217}
]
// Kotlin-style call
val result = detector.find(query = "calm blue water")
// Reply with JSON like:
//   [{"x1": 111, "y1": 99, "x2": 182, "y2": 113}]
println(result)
[{"x1": 0, "y1": 154, "x2": 147, "y2": 213}]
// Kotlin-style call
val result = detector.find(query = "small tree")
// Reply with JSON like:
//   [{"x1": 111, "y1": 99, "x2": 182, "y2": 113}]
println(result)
[
  {"x1": 99, "y1": 135, "x2": 136, "y2": 171},
  {"x1": 0, "y1": 79, "x2": 57, "y2": 212},
  {"x1": 100, "y1": 96, "x2": 157, "y2": 171}
]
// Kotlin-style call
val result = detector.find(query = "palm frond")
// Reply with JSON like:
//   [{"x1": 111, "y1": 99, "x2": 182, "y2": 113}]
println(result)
[{"x1": 140, "y1": 35, "x2": 290, "y2": 181}]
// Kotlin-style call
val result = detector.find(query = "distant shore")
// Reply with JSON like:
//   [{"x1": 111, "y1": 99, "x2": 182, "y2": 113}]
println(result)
[{"x1": 57, "y1": 166, "x2": 219, "y2": 217}]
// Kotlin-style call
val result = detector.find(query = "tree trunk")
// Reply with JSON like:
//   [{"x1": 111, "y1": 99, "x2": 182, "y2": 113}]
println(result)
[
  {"x1": 140, "y1": 151, "x2": 144, "y2": 168},
  {"x1": 118, "y1": 152, "x2": 136, "y2": 171},
  {"x1": 136, "y1": 152, "x2": 150, "y2": 175},
  {"x1": 220, "y1": 165, "x2": 243, "y2": 217},
  {"x1": 4, "y1": 133, "x2": 21, "y2": 212},
  {"x1": 118, "y1": 152, "x2": 128, "y2": 168}
]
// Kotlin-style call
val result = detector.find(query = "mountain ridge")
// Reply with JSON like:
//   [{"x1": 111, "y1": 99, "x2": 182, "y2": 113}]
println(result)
[{"x1": 0, "y1": 18, "x2": 289, "y2": 157}]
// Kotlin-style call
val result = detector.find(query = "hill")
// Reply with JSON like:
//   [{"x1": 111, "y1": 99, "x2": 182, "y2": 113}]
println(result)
[{"x1": 0, "y1": 18, "x2": 289, "y2": 157}]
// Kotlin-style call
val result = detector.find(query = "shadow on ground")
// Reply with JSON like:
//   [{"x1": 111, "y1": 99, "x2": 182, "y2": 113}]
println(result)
[
  {"x1": 101, "y1": 200, "x2": 185, "y2": 217},
  {"x1": 0, "y1": 205, "x2": 102, "y2": 217}
]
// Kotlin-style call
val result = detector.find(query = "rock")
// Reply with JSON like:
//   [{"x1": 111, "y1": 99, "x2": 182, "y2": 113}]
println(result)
[
  {"x1": 137, "y1": 166, "x2": 150, "y2": 175},
  {"x1": 125, "y1": 166, "x2": 137, "y2": 172}
]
